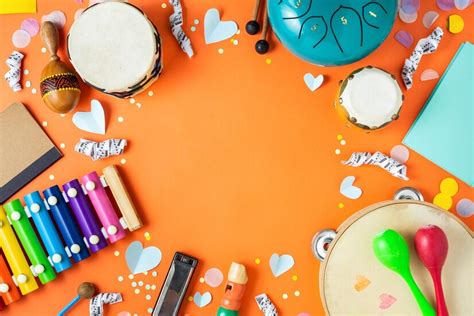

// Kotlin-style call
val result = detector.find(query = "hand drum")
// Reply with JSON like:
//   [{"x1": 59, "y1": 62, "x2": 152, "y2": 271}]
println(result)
[{"x1": 40, "y1": 21, "x2": 80, "y2": 114}]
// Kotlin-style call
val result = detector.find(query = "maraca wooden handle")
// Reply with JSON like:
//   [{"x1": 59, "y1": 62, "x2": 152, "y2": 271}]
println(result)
[{"x1": 41, "y1": 21, "x2": 59, "y2": 60}]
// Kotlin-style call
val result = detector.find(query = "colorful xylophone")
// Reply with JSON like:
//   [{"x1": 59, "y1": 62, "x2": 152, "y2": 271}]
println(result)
[{"x1": 0, "y1": 165, "x2": 142, "y2": 309}]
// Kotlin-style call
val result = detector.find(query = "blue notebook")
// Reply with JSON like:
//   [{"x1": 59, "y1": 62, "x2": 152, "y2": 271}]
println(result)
[{"x1": 403, "y1": 42, "x2": 473, "y2": 186}]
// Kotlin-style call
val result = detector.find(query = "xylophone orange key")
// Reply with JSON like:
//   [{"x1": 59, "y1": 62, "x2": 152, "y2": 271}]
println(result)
[{"x1": 0, "y1": 251, "x2": 21, "y2": 305}]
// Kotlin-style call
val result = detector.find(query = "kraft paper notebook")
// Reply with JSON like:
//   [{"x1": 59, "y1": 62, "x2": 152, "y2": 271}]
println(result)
[
  {"x1": 403, "y1": 42, "x2": 473, "y2": 187},
  {"x1": 0, "y1": 103, "x2": 62, "y2": 203}
]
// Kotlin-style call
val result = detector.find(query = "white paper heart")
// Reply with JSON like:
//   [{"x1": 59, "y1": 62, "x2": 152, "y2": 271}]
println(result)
[
  {"x1": 72, "y1": 99, "x2": 106, "y2": 134},
  {"x1": 204, "y1": 8, "x2": 238, "y2": 44},
  {"x1": 269, "y1": 253, "x2": 294, "y2": 277},
  {"x1": 303, "y1": 73, "x2": 324, "y2": 92},
  {"x1": 125, "y1": 241, "x2": 162, "y2": 274},
  {"x1": 193, "y1": 291, "x2": 212, "y2": 307},
  {"x1": 340, "y1": 176, "x2": 362, "y2": 199}
]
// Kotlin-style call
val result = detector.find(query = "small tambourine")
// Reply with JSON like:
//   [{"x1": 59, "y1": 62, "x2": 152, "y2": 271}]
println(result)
[
  {"x1": 40, "y1": 21, "x2": 81, "y2": 114},
  {"x1": 335, "y1": 66, "x2": 403, "y2": 131}
]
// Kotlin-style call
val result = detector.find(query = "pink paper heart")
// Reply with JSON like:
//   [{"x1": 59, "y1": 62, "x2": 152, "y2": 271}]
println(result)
[
  {"x1": 379, "y1": 293, "x2": 397, "y2": 309},
  {"x1": 421, "y1": 69, "x2": 440, "y2": 81}
]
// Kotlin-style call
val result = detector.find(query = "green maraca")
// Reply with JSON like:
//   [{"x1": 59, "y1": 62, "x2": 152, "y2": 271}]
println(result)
[{"x1": 373, "y1": 229, "x2": 435, "y2": 316}]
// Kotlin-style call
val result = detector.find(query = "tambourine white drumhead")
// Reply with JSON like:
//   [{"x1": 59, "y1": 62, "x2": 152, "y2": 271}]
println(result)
[
  {"x1": 68, "y1": 1, "x2": 156, "y2": 92},
  {"x1": 340, "y1": 67, "x2": 403, "y2": 129},
  {"x1": 320, "y1": 201, "x2": 473, "y2": 315}
]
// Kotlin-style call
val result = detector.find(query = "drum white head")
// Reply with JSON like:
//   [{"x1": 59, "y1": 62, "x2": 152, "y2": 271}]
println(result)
[
  {"x1": 339, "y1": 67, "x2": 403, "y2": 129},
  {"x1": 68, "y1": 2, "x2": 160, "y2": 96}
]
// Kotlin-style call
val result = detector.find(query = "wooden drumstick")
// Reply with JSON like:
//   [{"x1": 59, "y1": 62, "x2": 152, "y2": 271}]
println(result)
[
  {"x1": 58, "y1": 282, "x2": 96, "y2": 316},
  {"x1": 40, "y1": 21, "x2": 81, "y2": 114},
  {"x1": 255, "y1": 7, "x2": 269, "y2": 54},
  {"x1": 246, "y1": 0, "x2": 262, "y2": 35}
]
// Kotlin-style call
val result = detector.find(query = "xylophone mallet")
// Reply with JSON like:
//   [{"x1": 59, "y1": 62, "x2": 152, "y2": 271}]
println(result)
[{"x1": 58, "y1": 282, "x2": 96, "y2": 316}]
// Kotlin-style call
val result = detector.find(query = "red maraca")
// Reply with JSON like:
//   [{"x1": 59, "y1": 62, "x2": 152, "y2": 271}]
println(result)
[{"x1": 415, "y1": 225, "x2": 449, "y2": 316}]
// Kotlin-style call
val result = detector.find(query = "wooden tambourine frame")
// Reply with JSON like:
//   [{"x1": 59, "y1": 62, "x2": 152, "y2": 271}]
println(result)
[{"x1": 319, "y1": 200, "x2": 473, "y2": 315}]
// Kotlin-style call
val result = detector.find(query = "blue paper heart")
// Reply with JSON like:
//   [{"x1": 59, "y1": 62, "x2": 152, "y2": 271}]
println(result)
[
  {"x1": 193, "y1": 291, "x2": 212, "y2": 308},
  {"x1": 125, "y1": 241, "x2": 162, "y2": 274},
  {"x1": 269, "y1": 253, "x2": 295, "y2": 277}
]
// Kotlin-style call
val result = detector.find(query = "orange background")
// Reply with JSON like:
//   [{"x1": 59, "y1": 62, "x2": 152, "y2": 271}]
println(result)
[{"x1": 0, "y1": 0, "x2": 473, "y2": 315}]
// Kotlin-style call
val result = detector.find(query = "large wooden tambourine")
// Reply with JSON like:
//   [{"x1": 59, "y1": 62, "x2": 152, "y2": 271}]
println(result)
[{"x1": 319, "y1": 201, "x2": 473, "y2": 315}]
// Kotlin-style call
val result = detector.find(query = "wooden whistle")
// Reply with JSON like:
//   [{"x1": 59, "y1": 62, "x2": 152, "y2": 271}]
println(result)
[{"x1": 40, "y1": 21, "x2": 80, "y2": 114}]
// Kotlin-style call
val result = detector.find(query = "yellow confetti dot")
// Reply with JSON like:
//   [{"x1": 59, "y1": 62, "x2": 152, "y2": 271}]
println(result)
[
  {"x1": 335, "y1": 149, "x2": 341, "y2": 155},
  {"x1": 439, "y1": 178, "x2": 458, "y2": 196},
  {"x1": 118, "y1": 116, "x2": 124, "y2": 123},
  {"x1": 448, "y1": 14, "x2": 464, "y2": 34},
  {"x1": 114, "y1": 251, "x2": 120, "y2": 256},
  {"x1": 282, "y1": 293, "x2": 288, "y2": 299},
  {"x1": 265, "y1": 58, "x2": 272, "y2": 64},
  {"x1": 188, "y1": 296, "x2": 193, "y2": 302},
  {"x1": 60, "y1": 114, "x2": 66, "y2": 117},
  {"x1": 218, "y1": 48, "x2": 224, "y2": 54},
  {"x1": 338, "y1": 203, "x2": 344, "y2": 209},
  {"x1": 148, "y1": 91, "x2": 154, "y2": 97},
  {"x1": 143, "y1": 271, "x2": 148, "y2": 276},
  {"x1": 255, "y1": 258, "x2": 261, "y2": 264},
  {"x1": 42, "y1": 121, "x2": 48, "y2": 127},
  {"x1": 199, "y1": 277, "x2": 205, "y2": 283},
  {"x1": 128, "y1": 274, "x2": 134, "y2": 280},
  {"x1": 340, "y1": 140, "x2": 346, "y2": 146},
  {"x1": 134, "y1": 289, "x2": 140, "y2": 294},
  {"x1": 49, "y1": 175, "x2": 55, "y2": 180},
  {"x1": 161, "y1": 3, "x2": 167, "y2": 8},
  {"x1": 151, "y1": 285, "x2": 156, "y2": 290},
  {"x1": 120, "y1": 159, "x2": 127, "y2": 165},
  {"x1": 60, "y1": 143, "x2": 66, "y2": 149},
  {"x1": 144, "y1": 232, "x2": 151, "y2": 240},
  {"x1": 294, "y1": 290, "x2": 301, "y2": 297},
  {"x1": 433, "y1": 193, "x2": 452, "y2": 210},
  {"x1": 292, "y1": 275, "x2": 298, "y2": 281},
  {"x1": 337, "y1": 134, "x2": 343, "y2": 141}
]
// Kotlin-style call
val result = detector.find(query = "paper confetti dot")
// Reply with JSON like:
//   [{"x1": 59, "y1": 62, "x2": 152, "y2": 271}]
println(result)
[
  {"x1": 118, "y1": 276, "x2": 124, "y2": 282},
  {"x1": 132, "y1": 282, "x2": 137, "y2": 287},
  {"x1": 390, "y1": 145, "x2": 410, "y2": 163},
  {"x1": 420, "y1": 69, "x2": 439, "y2": 81},
  {"x1": 148, "y1": 91, "x2": 154, "y2": 97},
  {"x1": 340, "y1": 140, "x2": 346, "y2": 146},
  {"x1": 144, "y1": 231, "x2": 151, "y2": 240},
  {"x1": 114, "y1": 251, "x2": 120, "y2": 256},
  {"x1": 292, "y1": 275, "x2": 298, "y2": 281},
  {"x1": 282, "y1": 293, "x2": 288, "y2": 299},
  {"x1": 41, "y1": 47, "x2": 47, "y2": 53},
  {"x1": 456, "y1": 198, "x2": 474, "y2": 217},
  {"x1": 337, "y1": 135, "x2": 343, "y2": 141},
  {"x1": 130, "y1": 98, "x2": 136, "y2": 104},
  {"x1": 161, "y1": 3, "x2": 167, "y2": 8},
  {"x1": 335, "y1": 149, "x2": 341, "y2": 155},
  {"x1": 139, "y1": 281, "x2": 144, "y2": 286},
  {"x1": 204, "y1": 268, "x2": 224, "y2": 287},
  {"x1": 399, "y1": 8, "x2": 417, "y2": 24},
  {"x1": 21, "y1": 18, "x2": 40, "y2": 36},
  {"x1": 146, "y1": 294, "x2": 152, "y2": 300},
  {"x1": 338, "y1": 203, "x2": 344, "y2": 209},
  {"x1": 437, "y1": 0, "x2": 455, "y2": 11},
  {"x1": 118, "y1": 117, "x2": 124, "y2": 123},
  {"x1": 117, "y1": 312, "x2": 131, "y2": 316},
  {"x1": 297, "y1": 313, "x2": 311, "y2": 316},
  {"x1": 448, "y1": 14, "x2": 464, "y2": 34},
  {"x1": 440, "y1": 178, "x2": 459, "y2": 196},
  {"x1": 32, "y1": 88, "x2": 37, "y2": 94},
  {"x1": 49, "y1": 174, "x2": 55, "y2": 180},
  {"x1": 136, "y1": 103, "x2": 142, "y2": 109},
  {"x1": 199, "y1": 277, "x2": 205, "y2": 283},
  {"x1": 194, "y1": 19, "x2": 199, "y2": 24},
  {"x1": 134, "y1": 289, "x2": 140, "y2": 294},
  {"x1": 146, "y1": 284, "x2": 151, "y2": 290},
  {"x1": 422, "y1": 11, "x2": 439, "y2": 29},
  {"x1": 23, "y1": 69, "x2": 29, "y2": 75},
  {"x1": 147, "y1": 308, "x2": 153, "y2": 313},
  {"x1": 60, "y1": 143, "x2": 65, "y2": 149},
  {"x1": 236, "y1": 29, "x2": 241, "y2": 34},
  {"x1": 294, "y1": 290, "x2": 301, "y2": 297},
  {"x1": 454, "y1": 0, "x2": 471, "y2": 9},
  {"x1": 218, "y1": 48, "x2": 224, "y2": 54},
  {"x1": 143, "y1": 271, "x2": 148, "y2": 276},
  {"x1": 187, "y1": 296, "x2": 193, "y2": 302},
  {"x1": 152, "y1": 271, "x2": 157, "y2": 277},
  {"x1": 24, "y1": 81, "x2": 31, "y2": 88},
  {"x1": 191, "y1": 26, "x2": 196, "y2": 32},
  {"x1": 128, "y1": 274, "x2": 134, "y2": 280},
  {"x1": 255, "y1": 258, "x2": 261, "y2": 264},
  {"x1": 394, "y1": 30, "x2": 414, "y2": 48},
  {"x1": 433, "y1": 193, "x2": 453, "y2": 210},
  {"x1": 233, "y1": 39, "x2": 239, "y2": 45},
  {"x1": 151, "y1": 285, "x2": 156, "y2": 290},
  {"x1": 60, "y1": 114, "x2": 66, "y2": 117},
  {"x1": 12, "y1": 30, "x2": 31, "y2": 48},
  {"x1": 354, "y1": 274, "x2": 371, "y2": 292},
  {"x1": 265, "y1": 58, "x2": 272, "y2": 64}
]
